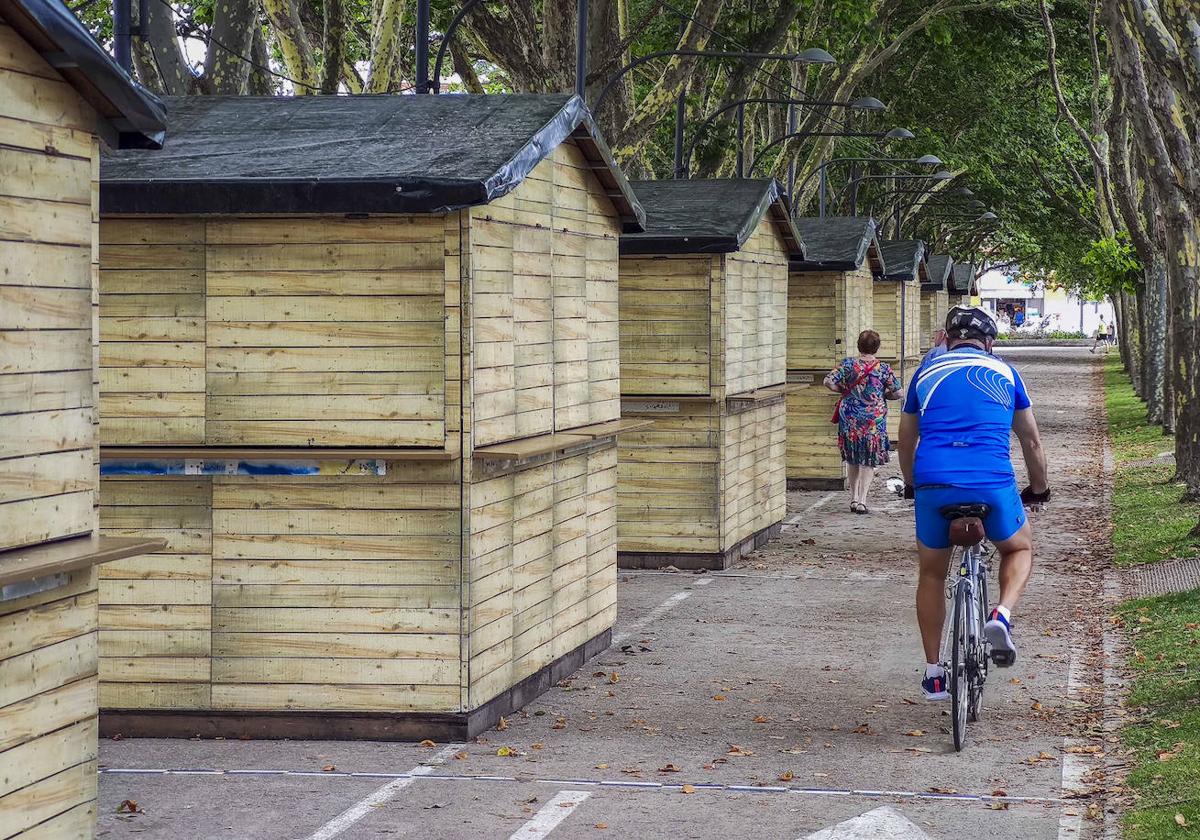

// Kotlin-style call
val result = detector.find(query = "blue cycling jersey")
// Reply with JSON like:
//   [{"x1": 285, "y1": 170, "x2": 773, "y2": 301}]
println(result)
[{"x1": 902, "y1": 346, "x2": 1031, "y2": 488}]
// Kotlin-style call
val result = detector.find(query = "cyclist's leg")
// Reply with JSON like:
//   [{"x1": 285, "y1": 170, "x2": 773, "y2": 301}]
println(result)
[
  {"x1": 979, "y1": 484, "x2": 1032, "y2": 612},
  {"x1": 916, "y1": 540, "x2": 952, "y2": 662},
  {"x1": 992, "y1": 521, "x2": 1033, "y2": 612},
  {"x1": 914, "y1": 487, "x2": 954, "y2": 662}
]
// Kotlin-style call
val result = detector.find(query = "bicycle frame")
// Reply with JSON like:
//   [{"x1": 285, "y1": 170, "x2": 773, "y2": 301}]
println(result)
[{"x1": 943, "y1": 539, "x2": 992, "y2": 751}]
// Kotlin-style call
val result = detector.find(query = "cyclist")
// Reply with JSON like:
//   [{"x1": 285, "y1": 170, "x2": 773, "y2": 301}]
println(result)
[{"x1": 897, "y1": 307, "x2": 1050, "y2": 701}]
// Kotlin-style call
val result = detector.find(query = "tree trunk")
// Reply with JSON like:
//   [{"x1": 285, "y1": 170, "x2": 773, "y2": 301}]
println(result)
[
  {"x1": 247, "y1": 23, "x2": 274, "y2": 94},
  {"x1": 261, "y1": 0, "x2": 318, "y2": 93},
  {"x1": 1143, "y1": 254, "x2": 1169, "y2": 424},
  {"x1": 204, "y1": 0, "x2": 257, "y2": 94},
  {"x1": 134, "y1": 0, "x2": 194, "y2": 95},
  {"x1": 1167, "y1": 218, "x2": 1200, "y2": 498},
  {"x1": 320, "y1": 0, "x2": 346, "y2": 93}
]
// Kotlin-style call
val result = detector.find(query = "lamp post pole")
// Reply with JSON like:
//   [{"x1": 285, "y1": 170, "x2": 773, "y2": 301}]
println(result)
[
  {"x1": 575, "y1": 0, "x2": 589, "y2": 97},
  {"x1": 415, "y1": 0, "x2": 431, "y2": 93}
]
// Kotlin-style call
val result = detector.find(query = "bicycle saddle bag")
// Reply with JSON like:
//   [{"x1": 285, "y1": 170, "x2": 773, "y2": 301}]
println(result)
[{"x1": 948, "y1": 517, "x2": 985, "y2": 547}]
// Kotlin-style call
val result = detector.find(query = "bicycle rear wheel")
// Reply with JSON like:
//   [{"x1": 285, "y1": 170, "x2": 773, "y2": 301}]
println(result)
[
  {"x1": 950, "y1": 581, "x2": 970, "y2": 751},
  {"x1": 969, "y1": 562, "x2": 989, "y2": 722}
]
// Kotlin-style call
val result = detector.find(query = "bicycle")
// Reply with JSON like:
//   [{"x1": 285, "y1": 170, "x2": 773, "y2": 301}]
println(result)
[{"x1": 938, "y1": 504, "x2": 999, "y2": 752}]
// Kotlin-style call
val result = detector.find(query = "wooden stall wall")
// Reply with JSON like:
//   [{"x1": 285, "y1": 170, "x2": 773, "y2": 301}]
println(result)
[
  {"x1": 467, "y1": 141, "x2": 621, "y2": 447},
  {"x1": 787, "y1": 267, "x2": 873, "y2": 371},
  {"x1": 0, "y1": 18, "x2": 102, "y2": 834},
  {"x1": 463, "y1": 141, "x2": 621, "y2": 709},
  {"x1": 723, "y1": 217, "x2": 788, "y2": 396},
  {"x1": 98, "y1": 216, "x2": 447, "y2": 448},
  {"x1": 1, "y1": 24, "x2": 98, "y2": 552},
  {"x1": 96, "y1": 138, "x2": 621, "y2": 728},
  {"x1": 616, "y1": 400, "x2": 722, "y2": 554},
  {"x1": 903, "y1": 282, "x2": 921, "y2": 362},
  {"x1": 721, "y1": 398, "x2": 786, "y2": 550},
  {"x1": 617, "y1": 255, "x2": 712, "y2": 395},
  {"x1": 920, "y1": 289, "x2": 949, "y2": 351},
  {"x1": 785, "y1": 266, "x2": 873, "y2": 489},
  {"x1": 871, "y1": 279, "x2": 921, "y2": 368}
]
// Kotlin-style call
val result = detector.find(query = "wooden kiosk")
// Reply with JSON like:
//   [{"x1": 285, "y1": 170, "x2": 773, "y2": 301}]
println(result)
[
  {"x1": 785, "y1": 217, "x2": 884, "y2": 489},
  {"x1": 920, "y1": 254, "x2": 954, "y2": 350},
  {"x1": 950, "y1": 262, "x2": 977, "y2": 308},
  {"x1": 616, "y1": 179, "x2": 801, "y2": 569},
  {"x1": 94, "y1": 94, "x2": 645, "y2": 739},
  {"x1": 0, "y1": 0, "x2": 165, "y2": 833},
  {"x1": 876, "y1": 240, "x2": 926, "y2": 381}
]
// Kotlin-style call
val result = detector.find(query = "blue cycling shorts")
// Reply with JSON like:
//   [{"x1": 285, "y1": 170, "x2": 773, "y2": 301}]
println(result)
[{"x1": 914, "y1": 483, "x2": 1027, "y2": 550}]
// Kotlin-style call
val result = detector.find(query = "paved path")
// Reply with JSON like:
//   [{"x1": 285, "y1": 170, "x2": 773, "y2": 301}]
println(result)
[{"x1": 98, "y1": 348, "x2": 1113, "y2": 840}]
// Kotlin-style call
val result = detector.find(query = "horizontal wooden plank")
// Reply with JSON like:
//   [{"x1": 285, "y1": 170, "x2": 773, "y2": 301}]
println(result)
[
  {"x1": 207, "y1": 321, "x2": 443, "y2": 348},
  {"x1": 212, "y1": 558, "x2": 454, "y2": 586},
  {"x1": 204, "y1": 419, "x2": 443, "y2": 447},
  {"x1": 212, "y1": 583, "x2": 457, "y2": 609},
  {"x1": 212, "y1": 632, "x2": 457, "y2": 660},
  {"x1": 101, "y1": 656, "x2": 210, "y2": 683},
  {"x1": 210, "y1": 482, "x2": 457, "y2": 510},
  {"x1": 213, "y1": 607, "x2": 458, "y2": 634},
  {"x1": 212, "y1": 533, "x2": 458, "y2": 561},
  {"x1": 206, "y1": 268, "x2": 442, "y2": 297},
  {"x1": 212, "y1": 509, "x2": 458, "y2": 536},
  {"x1": 210, "y1": 682, "x2": 459, "y2": 712},
  {"x1": 211, "y1": 656, "x2": 457, "y2": 686},
  {"x1": 0, "y1": 676, "x2": 95, "y2": 753}
]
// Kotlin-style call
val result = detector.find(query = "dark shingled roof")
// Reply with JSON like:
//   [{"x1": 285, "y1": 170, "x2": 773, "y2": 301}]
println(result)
[
  {"x1": 0, "y1": 0, "x2": 165, "y2": 148},
  {"x1": 924, "y1": 254, "x2": 954, "y2": 291},
  {"x1": 790, "y1": 217, "x2": 883, "y2": 273},
  {"x1": 951, "y1": 263, "x2": 977, "y2": 294},
  {"x1": 619, "y1": 179, "x2": 802, "y2": 257},
  {"x1": 100, "y1": 94, "x2": 643, "y2": 226},
  {"x1": 879, "y1": 240, "x2": 927, "y2": 283}
]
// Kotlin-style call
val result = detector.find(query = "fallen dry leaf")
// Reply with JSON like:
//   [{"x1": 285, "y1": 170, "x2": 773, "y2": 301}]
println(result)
[
  {"x1": 752, "y1": 715, "x2": 770, "y2": 723},
  {"x1": 927, "y1": 786, "x2": 958, "y2": 794},
  {"x1": 496, "y1": 717, "x2": 509, "y2": 731},
  {"x1": 904, "y1": 729, "x2": 926, "y2": 737},
  {"x1": 116, "y1": 800, "x2": 143, "y2": 814},
  {"x1": 453, "y1": 751, "x2": 469, "y2": 760},
  {"x1": 713, "y1": 694, "x2": 726, "y2": 701},
  {"x1": 595, "y1": 763, "x2": 609, "y2": 769},
  {"x1": 659, "y1": 763, "x2": 681, "y2": 773},
  {"x1": 531, "y1": 743, "x2": 544, "y2": 750},
  {"x1": 779, "y1": 770, "x2": 794, "y2": 782},
  {"x1": 595, "y1": 824, "x2": 608, "y2": 830},
  {"x1": 727, "y1": 745, "x2": 754, "y2": 756},
  {"x1": 1066, "y1": 745, "x2": 1102, "y2": 754},
  {"x1": 680, "y1": 784, "x2": 696, "y2": 794},
  {"x1": 552, "y1": 717, "x2": 567, "y2": 730},
  {"x1": 496, "y1": 746, "x2": 517, "y2": 757},
  {"x1": 1175, "y1": 813, "x2": 1189, "y2": 828},
  {"x1": 609, "y1": 673, "x2": 620, "y2": 684},
  {"x1": 322, "y1": 764, "x2": 336, "y2": 772},
  {"x1": 418, "y1": 739, "x2": 437, "y2": 748}
]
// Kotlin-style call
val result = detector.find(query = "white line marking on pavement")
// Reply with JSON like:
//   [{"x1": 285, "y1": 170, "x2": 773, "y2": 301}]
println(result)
[
  {"x1": 100, "y1": 767, "x2": 1065, "y2": 805},
  {"x1": 1057, "y1": 652, "x2": 1089, "y2": 840},
  {"x1": 802, "y1": 806, "x2": 932, "y2": 839},
  {"x1": 612, "y1": 589, "x2": 693, "y2": 647},
  {"x1": 507, "y1": 790, "x2": 590, "y2": 840},
  {"x1": 304, "y1": 743, "x2": 463, "y2": 840}
]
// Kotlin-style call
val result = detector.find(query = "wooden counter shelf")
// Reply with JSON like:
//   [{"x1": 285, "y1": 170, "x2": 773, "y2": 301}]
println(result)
[
  {"x1": 100, "y1": 447, "x2": 455, "y2": 461},
  {"x1": 472, "y1": 419, "x2": 657, "y2": 461},
  {"x1": 1, "y1": 535, "x2": 167, "y2": 591}
]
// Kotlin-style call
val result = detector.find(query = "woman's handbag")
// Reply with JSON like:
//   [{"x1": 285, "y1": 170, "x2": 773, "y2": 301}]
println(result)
[{"x1": 830, "y1": 360, "x2": 878, "y2": 423}]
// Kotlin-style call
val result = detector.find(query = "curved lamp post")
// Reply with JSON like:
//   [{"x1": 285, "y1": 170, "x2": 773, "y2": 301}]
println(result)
[
  {"x1": 746, "y1": 127, "x2": 913, "y2": 180},
  {"x1": 792, "y1": 154, "x2": 942, "y2": 217},
  {"x1": 677, "y1": 95, "x2": 886, "y2": 178},
  {"x1": 839, "y1": 169, "x2": 954, "y2": 220}
]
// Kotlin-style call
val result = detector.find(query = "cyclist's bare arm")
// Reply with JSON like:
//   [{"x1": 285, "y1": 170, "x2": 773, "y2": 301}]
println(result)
[
  {"x1": 1011, "y1": 408, "x2": 1049, "y2": 493},
  {"x1": 898, "y1": 410, "x2": 919, "y2": 487}
]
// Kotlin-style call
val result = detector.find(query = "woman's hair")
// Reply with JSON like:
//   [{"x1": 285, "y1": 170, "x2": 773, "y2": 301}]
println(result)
[{"x1": 857, "y1": 329, "x2": 881, "y2": 354}]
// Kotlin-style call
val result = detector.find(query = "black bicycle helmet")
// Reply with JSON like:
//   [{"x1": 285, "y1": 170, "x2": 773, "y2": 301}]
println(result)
[{"x1": 944, "y1": 306, "x2": 998, "y2": 341}]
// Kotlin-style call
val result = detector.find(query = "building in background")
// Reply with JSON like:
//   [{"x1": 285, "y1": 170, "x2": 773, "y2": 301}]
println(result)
[{"x1": 977, "y1": 267, "x2": 1114, "y2": 335}]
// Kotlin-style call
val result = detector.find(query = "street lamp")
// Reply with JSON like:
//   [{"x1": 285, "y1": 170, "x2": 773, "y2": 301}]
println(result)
[
  {"x1": 677, "y1": 95, "x2": 887, "y2": 178},
  {"x1": 747, "y1": 126, "x2": 914, "y2": 179},
  {"x1": 791, "y1": 155, "x2": 943, "y2": 217},
  {"x1": 592, "y1": 47, "x2": 835, "y2": 113}
]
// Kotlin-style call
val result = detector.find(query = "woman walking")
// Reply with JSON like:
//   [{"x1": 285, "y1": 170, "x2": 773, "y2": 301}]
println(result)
[{"x1": 824, "y1": 329, "x2": 902, "y2": 513}]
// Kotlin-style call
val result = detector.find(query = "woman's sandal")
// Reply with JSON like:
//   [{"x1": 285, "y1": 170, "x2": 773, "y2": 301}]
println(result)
[{"x1": 850, "y1": 502, "x2": 868, "y2": 514}]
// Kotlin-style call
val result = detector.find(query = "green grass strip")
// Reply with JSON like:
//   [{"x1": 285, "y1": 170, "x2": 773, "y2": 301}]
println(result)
[
  {"x1": 1103, "y1": 357, "x2": 1200, "y2": 567},
  {"x1": 1105, "y1": 358, "x2": 1200, "y2": 837}
]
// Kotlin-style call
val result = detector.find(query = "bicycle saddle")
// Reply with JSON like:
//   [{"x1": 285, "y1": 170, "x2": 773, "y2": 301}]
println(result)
[
  {"x1": 938, "y1": 503, "x2": 991, "y2": 520},
  {"x1": 939, "y1": 503, "x2": 990, "y2": 547}
]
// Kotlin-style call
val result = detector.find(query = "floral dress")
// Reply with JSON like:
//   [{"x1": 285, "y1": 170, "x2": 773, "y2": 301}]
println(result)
[{"x1": 826, "y1": 357, "x2": 901, "y2": 467}]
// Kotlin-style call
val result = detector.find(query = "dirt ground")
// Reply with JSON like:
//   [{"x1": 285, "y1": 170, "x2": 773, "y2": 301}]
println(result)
[{"x1": 97, "y1": 347, "x2": 1115, "y2": 840}]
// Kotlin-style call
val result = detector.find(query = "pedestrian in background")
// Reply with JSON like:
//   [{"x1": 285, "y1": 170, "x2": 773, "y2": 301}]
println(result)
[
  {"x1": 824, "y1": 330, "x2": 903, "y2": 514},
  {"x1": 1091, "y1": 315, "x2": 1109, "y2": 353}
]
